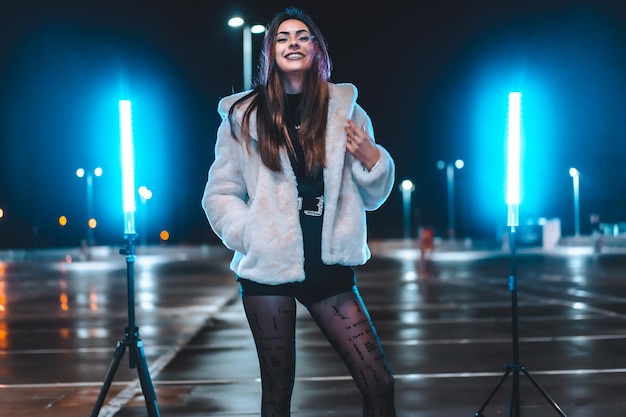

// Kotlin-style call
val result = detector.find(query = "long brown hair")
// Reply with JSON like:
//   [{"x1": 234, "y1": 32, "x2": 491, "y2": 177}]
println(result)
[{"x1": 227, "y1": 7, "x2": 332, "y2": 174}]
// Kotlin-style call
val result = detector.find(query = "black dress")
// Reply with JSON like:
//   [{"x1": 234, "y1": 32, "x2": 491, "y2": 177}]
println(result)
[{"x1": 286, "y1": 93, "x2": 354, "y2": 289}]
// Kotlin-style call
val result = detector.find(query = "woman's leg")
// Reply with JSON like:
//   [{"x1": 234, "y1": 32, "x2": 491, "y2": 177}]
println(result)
[
  {"x1": 243, "y1": 295, "x2": 297, "y2": 417},
  {"x1": 308, "y1": 288, "x2": 396, "y2": 417}
]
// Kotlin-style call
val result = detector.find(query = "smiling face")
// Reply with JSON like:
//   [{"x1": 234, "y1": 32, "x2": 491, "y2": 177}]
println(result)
[{"x1": 274, "y1": 19, "x2": 316, "y2": 83}]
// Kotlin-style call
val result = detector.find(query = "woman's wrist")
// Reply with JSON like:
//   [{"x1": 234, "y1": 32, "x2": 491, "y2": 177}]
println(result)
[
  {"x1": 365, "y1": 148, "x2": 381, "y2": 171},
  {"x1": 366, "y1": 158, "x2": 380, "y2": 171}
]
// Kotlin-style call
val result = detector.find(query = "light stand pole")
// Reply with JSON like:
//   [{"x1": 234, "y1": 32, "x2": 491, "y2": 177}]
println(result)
[
  {"x1": 569, "y1": 168, "x2": 580, "y2": 237},
  {"x1": 476, "y1": 92, "x2": 566, "y2": 417},
  {"x1": 90, "y1": 100, "x2": 160, "y2": 417}
]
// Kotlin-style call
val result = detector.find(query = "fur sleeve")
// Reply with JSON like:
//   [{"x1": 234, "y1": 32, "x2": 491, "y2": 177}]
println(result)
[
  {"x1": 201, "y1": 117, "x2": 249, "y2": 253},
  {"x1": 350, "y1": 105, "x2": 396, "y2": 210}
]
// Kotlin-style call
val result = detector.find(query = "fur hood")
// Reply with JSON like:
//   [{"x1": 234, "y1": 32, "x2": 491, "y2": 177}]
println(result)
[{"x1": 202, "y1": 83, "x2": 395, "y2": 284}]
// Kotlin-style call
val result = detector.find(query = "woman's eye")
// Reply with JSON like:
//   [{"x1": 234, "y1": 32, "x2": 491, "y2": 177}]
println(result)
[
  {"x1": 276, "y1": 38, "x2": 288, "y2": 43},
  {"x1": 298, "y1": 36, "x2": 310, "y2": 43}
]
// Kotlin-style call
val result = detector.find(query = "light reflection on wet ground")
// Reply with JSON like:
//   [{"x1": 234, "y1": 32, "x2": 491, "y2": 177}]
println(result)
[{"x1": 1, "y1": 239, "x2": 626, "y2": 416}]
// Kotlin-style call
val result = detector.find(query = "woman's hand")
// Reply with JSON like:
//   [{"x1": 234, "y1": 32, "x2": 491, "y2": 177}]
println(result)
[{"x1": 344, "y1": 119, "x2": 380, "y2": 171}]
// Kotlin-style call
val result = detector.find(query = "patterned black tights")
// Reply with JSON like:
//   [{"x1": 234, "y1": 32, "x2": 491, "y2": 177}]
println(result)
[{"x1": 242, "y1": 289, "x2": 396, "y2": 417}]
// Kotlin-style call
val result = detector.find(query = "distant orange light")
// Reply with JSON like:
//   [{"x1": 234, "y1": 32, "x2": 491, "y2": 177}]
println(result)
[
  {"x1": 88, "y1": 218, "x2": 97, "y2": 229},
  {"x1": 89, "y1": 291, "x2": 98, "y2": 311},
  {"x1": 60, "y1": 293, "x2": 69, "y2": 311},
  {"x1": 59, "y1": 215, "x2": 68, "y2": 226},
  {"x1": 159, "y1": 230, "x2": 170, "y2": 241},
  {"x1": 0, "y1": 322, "x2": 6, "y2": 348},
  {"x1": 0, "y1": 281, "x2": 5, "y2": 313}
]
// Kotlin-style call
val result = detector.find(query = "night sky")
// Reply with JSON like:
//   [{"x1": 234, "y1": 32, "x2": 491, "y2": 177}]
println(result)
[{"x1": 1, "y1": 0, "x2": 625, "y2": 249}]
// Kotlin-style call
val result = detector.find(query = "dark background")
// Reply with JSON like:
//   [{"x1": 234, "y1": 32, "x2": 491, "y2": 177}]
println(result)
[{"x1": 1, "y1": 0, "x2": 625, "y2": 249}]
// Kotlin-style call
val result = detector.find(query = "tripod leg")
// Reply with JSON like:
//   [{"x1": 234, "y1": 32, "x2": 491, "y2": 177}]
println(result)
[
  {"x1": 90, "y1": 341, "x2": 127, "y2": 417},
  {"x1": 131, "y1": 340, "x2": 161, "y2": 417},
  {"x1": 508, "y1": 366, "x2": 520, "y2": 417},
  {"x1": 475, "y1": 365, "x2": 512, "y2": 416},
  {"x1": 521, "y1": 367, "x2": 568, "y2": 417}
]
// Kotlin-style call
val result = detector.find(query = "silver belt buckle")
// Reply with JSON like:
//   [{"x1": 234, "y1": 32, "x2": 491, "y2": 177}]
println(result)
[{"x1": 297, "y1": 196, "x2": 324, "y2": 217}]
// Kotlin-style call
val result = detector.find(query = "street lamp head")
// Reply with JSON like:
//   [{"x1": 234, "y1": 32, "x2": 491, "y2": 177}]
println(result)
[
  {"x1": 228, "y1": 17, "x2": 244, "y2": 28},
  {"x1": 251, "y1": 24, "x2": 266, "y2": 34},
  {"x1": 228, "y1": 17, "x2": 265, "y2": 33},
  {"x1": 569, "y1": 167, "x2": 579, "y2": 178},
  {"x1": 437, "y1": 160, "x2": 464, "y2": 170},
  {"x1": 76, "y1": 167, "x2": 102, "y2": 178},
  {"x1": 138, "y1": 185, "x2": 153, "y2": 201},
  {"x1": 400, "y1": 179, "x2": 415, "y2": 192}
]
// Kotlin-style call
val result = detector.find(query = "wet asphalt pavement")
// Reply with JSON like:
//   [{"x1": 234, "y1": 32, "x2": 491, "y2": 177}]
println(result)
[{"x1": 2, "y1": 237, "x2": 626, "y2": 417}]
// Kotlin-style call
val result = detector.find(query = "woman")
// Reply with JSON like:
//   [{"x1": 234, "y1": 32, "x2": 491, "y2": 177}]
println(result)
[{"x1": 202, "y1": 7, "x2": 396, "y2": 416}]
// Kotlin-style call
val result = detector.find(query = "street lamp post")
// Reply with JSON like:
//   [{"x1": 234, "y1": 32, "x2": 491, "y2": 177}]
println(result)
[
  {"x1": 569, "y1": 167, "x2": 580, "y2": 237},
  {"x1": 76, "y1": 167, "x2": 103, "y2": 249},
  {"x1": 228, "y1": 17, "x2": 266, "y2": 91},
  {"x1": 399, "y1": 179, "x2": 415, "y2": 240},
  {"x1": 437, "y1": 159, "x2": 464, "y2": 240},
  {"x1": 138, "y1": 185, "x2": 153, "y2": 247}
]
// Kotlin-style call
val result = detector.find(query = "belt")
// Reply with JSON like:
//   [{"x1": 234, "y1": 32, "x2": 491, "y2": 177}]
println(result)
[{"x1": 298, "y1": 196, "x2": 324, "y2": 217}]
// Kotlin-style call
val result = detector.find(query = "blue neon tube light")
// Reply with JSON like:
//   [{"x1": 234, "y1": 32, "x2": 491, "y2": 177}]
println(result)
[
  {"x1": 119, "y1": 99, "x2": 136, "y2": 235},
  {"x1": 506, "y1": 92, "x2": 521, "y2": 227}
]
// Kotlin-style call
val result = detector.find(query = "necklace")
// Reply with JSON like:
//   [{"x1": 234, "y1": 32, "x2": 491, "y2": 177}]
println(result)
[
  {"x1": 284, "y1": 114, "x2": 300, "y2": 130},
  {"x1": 286, "y1": 93, "x2": 303, "y2": 131}
]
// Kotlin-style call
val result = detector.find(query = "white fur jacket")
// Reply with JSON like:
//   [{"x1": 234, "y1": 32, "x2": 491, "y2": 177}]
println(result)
[{"x1": 202, "y1": 83, "x2": 395, "y2": 284}]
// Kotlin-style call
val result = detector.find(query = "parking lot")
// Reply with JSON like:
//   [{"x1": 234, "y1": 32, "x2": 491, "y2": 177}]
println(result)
[{"x1": 2, "y1": 238, "x2": 626, "y2": 416}]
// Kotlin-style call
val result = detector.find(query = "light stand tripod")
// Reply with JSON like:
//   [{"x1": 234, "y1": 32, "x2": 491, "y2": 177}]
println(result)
[
  {"x1": 90, "y1": 232, "x2": 161, "y2": 417},
  {"x1": 475, "y1": 226, "x2": 566, "y2": 417},
  {"x1": 477, "y1": 92, "x2": 567, "y2": 416}
]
